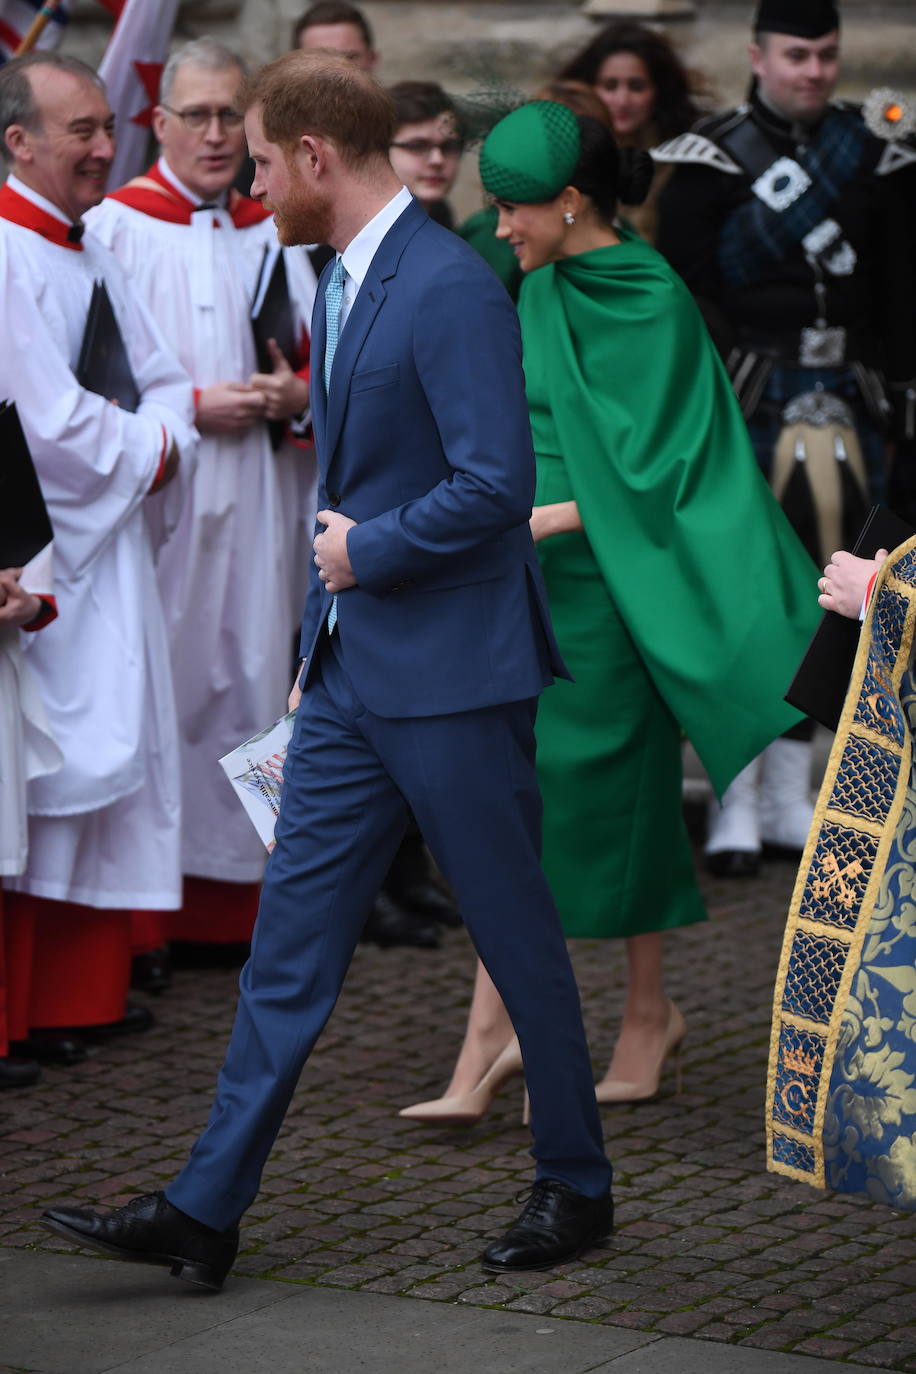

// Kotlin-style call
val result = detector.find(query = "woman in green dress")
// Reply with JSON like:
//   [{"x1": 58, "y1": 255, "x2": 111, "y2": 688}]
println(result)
[{"x1": 400, "y1": 102, "x2": 820, "y2": 1124}]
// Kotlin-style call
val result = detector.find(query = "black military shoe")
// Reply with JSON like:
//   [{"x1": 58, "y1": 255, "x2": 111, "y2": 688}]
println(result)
[
  {"x1": 360, "y1": 892, "x2": 441, "y2": 949},
  {"x1": 41, "y1": 1191, "x2": 239, "y2": 1291},
  {"x1": 482, "y1": 1180, "x2": 613, "y2": 1272}
]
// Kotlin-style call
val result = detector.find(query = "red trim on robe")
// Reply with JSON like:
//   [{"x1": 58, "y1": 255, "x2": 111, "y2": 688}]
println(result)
[
  {"x1": 21, "y1": 596, "x2": 57, "y2": 633},
  {"x1": 147, "y1": 426, "x2": 172, "y2": 494},
  {"x1": 0, "y1": 183, "x2": 84, "y2": 251},
  {"x1": 108, "y1": 162, "x2": 272, "y2": 230},
  {"x1": 3, "y1": 893, "x2": 131, "y2": 1029},
  {"x1": 168, "y1": 877, "x2": 260, "y2": 945}
]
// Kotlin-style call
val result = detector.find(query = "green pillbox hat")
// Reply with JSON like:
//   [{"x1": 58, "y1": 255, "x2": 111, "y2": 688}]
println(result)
[{"x1": 480, "y1": 101, "x2": 582, "y2": 203}]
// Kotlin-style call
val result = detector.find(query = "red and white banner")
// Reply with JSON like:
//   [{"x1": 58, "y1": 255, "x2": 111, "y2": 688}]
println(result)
[
  {"x1": 98, "y1": 0, "x2": 179, "y2": 189},
  {"x1": 0, "y1": 1, "x2": 69, "y2": 63}
]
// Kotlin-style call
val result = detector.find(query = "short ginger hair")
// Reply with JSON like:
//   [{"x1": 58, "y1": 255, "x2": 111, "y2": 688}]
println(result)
[{"x1": 241, "y1": 50, "x2": 394, "y2": 164}]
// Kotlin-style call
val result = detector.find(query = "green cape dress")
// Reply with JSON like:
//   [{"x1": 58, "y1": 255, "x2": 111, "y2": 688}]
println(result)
[{"x1": 521, "y1": 233, "x2": 820, "y2": 938}]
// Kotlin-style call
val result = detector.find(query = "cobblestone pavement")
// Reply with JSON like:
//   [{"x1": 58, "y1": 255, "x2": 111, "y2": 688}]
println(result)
[{"x1": 2, "y1": 851, "x2": 916, "y2": 1371}]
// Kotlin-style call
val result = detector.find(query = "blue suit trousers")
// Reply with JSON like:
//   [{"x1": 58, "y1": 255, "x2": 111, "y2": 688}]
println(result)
[{"x1": 167, "y1": 636, "x2": 611, "y2": 1230}]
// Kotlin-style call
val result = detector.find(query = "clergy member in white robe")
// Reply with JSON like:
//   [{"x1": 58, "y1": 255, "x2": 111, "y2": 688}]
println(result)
[
  {"x1": 86, "y1": 39, "x2": 318, "y2": 952},
  {"x1": 0, "y1": 52, "x2": 197, "y2": 1049},
  {"x1": 0, "y1": 548, "x2": 61, "y2": 1090}
]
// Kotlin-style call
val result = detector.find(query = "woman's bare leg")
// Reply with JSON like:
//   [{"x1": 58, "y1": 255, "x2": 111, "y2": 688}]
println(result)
[
  {"x1": 598, "y1": 931, "x2": 672, "y2": 1086},
  {"x1": 441, "y1": 957, "x2": 514, "y2": 1097}
]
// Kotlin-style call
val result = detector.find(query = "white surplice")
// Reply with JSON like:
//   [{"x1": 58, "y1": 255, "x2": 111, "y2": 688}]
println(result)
[
  {"x1": 0, "y1": 544, "x2": 62, "y2": 878},
  {"x1": 1, "y1": 178, "x2": 198, "y2": 909},
  {"x1": 86, "y1": 167, "x2": 318, "y2": 884}
]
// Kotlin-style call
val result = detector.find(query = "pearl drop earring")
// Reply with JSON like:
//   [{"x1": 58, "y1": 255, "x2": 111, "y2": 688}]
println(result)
[{"x1": 563, "y1": 212, "x2": 576, "y2": 225}]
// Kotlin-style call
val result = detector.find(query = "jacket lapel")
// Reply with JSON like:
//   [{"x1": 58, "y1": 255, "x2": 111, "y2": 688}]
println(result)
[
  {"x1": 324, "y1": 271, "x2": 386, "y2": 462},
  {"x1": 323, "y1": 198, "x2": 428, "y2": 465}
]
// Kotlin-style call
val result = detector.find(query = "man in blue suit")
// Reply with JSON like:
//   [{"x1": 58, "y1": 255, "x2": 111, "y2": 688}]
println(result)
[{"x1": 42, "y1": 51, "x2": 613, "y2": 1289}]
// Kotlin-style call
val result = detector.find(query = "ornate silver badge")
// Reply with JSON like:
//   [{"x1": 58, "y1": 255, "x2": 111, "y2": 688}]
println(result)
[
  {"x1": 782, "y1": 390, "x2": 855, "y2": 428},
  {"x1": 863, "y1": 88, "x2": 916, "y2": 142},
  {"x1": 752, "y1": 157, "x2": 812, "y2": 212},
  {"x1": 799, "y1": 327, "x2": 847, "y2": 368}
]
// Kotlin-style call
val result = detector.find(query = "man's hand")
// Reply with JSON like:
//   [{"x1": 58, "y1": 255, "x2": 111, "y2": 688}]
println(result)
[
  {"x1": 197, "y1": 381, "x2": 267, "y2": 435},
  {"x1": 289, "y1": 660, "x2": 305, "y2": 712},
  {"x1": 818, "y1": 548, "x2": 889, "y2": 619},
  {"x1": 250, "y1": 338, "x2": 309, "y2": 422},
  {"x1": 313, "y1": 510, "x2": 357, "y2": 594},
  {"x1": 0, "y1": 568, "x2": 42, "y2": 627}
]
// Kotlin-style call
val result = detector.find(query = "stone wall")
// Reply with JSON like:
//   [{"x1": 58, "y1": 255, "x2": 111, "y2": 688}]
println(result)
[{"x1": 64, "y1": 1, "x2": 916, "y2": 215}]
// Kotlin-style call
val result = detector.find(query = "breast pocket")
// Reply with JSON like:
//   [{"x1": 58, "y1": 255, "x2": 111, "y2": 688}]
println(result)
[{"x1": 350, "y1": 363, "x2": 399, "y2": 394}]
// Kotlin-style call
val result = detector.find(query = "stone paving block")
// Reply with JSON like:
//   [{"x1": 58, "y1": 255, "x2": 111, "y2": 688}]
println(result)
[{"x1": 4, "y1": 861, "x2": 916, "y2": 1370}]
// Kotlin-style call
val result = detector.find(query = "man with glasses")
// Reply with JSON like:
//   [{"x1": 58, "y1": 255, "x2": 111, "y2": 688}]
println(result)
[
  {"x1": 388, "y1": 81, "x2": 464, "y2": 230},
  {"x1": 87, "y1": 38, "x2": 319, "y2": 970}
]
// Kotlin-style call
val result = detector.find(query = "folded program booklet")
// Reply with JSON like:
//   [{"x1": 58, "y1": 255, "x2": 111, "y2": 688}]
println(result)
[{"x1": 219, "y1": 711, "x2": 296, "y2": 852}]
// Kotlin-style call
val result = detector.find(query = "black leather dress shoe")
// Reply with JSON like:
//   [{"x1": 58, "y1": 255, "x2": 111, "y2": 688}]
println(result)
[
  {"x1": 41, "y1": 1191, "x2": 239, "y2": 1291},
  {"x1": 361, "y1": 892, "x2": 441, "y2": 949},
  {"x1": 54, "y1": 1001, "x2": 155, "y2": 1043},
  {"x1": 482, "y1": 1180, "x2": 613, "y2": 1273},
  {"x1": 385, "y1": 828, "x2": 462, "y2": 925},
  {"x1": 0, "y1": 1056, "x2": 41, "y2": 1090},
  {"x1": 705, "y1": 848, "x2": 761, "y2": 878},
  {"x1": 131, "y1": 947, "x2": 172, "y2": 994},
  {"x1": 9, "y1": 1033, "x2": 87, "y2": 1066}
]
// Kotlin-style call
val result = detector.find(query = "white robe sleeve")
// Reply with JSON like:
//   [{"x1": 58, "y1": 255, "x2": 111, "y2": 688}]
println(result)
[{"x1": 0, "y1": 229, "x2": 197, "y2": 580}]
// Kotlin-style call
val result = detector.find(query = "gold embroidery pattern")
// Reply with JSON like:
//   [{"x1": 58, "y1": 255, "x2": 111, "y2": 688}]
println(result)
[{"x1": 767, "y1": 541, "x2": 916, "y2": 1191}]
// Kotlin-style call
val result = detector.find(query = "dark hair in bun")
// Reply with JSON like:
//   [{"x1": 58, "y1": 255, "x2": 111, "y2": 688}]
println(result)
[{"x1": 568, "y1": 116, "x2": 654, "y2": 223}]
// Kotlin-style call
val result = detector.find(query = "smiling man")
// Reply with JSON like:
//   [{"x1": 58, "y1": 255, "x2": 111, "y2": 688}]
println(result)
[
  {"x1": 655, "y1": 0, "x2": 916, "y2": 876},
  {"x1": 0, "y1": 54, "x2": 196, "y2": 1058},
  {"x1": 86, "y1": 38, "x2": 319, "y2": 967}
]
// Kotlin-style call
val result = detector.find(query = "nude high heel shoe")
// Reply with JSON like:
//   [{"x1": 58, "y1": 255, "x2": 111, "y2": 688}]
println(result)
[
  {"x1": 595, "y1": 1001, "x2": 686, "y2": 1105},
  {"x1": 399, "y1": 1037, "x2": 525, "y2": 1126}
]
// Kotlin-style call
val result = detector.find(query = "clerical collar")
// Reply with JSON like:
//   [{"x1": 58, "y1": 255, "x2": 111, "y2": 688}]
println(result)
[
  {"x1": 157, "y1": 156, "x2": 228, "y2": 212},
  {"x1": 0, "y1": 174, "x2": 85, "y2": 250}
]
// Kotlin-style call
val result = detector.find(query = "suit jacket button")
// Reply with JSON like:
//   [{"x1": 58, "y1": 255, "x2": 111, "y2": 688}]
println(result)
[{"x1": 328, "y1": 492, "x2": 342, "y2": 507}]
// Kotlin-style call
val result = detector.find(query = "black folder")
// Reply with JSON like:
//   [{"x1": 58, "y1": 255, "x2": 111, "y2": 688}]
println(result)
[
  {"x1": 785, "y1": 505, "x2": 916, "y2": 731},
  {"x1": 250, "y1": 247, "x2": 297, "y2": 374},
  {"x1": 0, "y1": 400, "x2": 53, "y2": 568},
  {"x1": 76, "y1": 279, "x2": 140, "y2": 413}
]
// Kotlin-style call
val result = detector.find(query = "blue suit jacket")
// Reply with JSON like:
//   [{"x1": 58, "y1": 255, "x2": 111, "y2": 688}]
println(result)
[{"x1": 301, "y1": 197, "x2": 567, "y2": 718}]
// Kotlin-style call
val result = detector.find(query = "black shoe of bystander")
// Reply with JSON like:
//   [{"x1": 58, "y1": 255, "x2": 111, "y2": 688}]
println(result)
[
  {"x1": 0, "y1": 1056, "x2": 41, "y2": 1089},
  {"x1": 9, "y1": 1033, "x2": 87, "y2": 1066},
  {"x1": 130, "y1": 947, "x2": 172, "y2": 994},
  {"x1": 361, "y1": 891, "x2": 441, "y2": 949}
]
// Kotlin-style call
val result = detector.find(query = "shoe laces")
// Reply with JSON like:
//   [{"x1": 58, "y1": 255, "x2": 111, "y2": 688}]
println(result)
[{"x1": 513, "y1": 1179, "x2": 570, "y2": 1226}]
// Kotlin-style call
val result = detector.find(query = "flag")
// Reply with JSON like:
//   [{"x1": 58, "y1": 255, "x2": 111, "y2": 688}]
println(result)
[
  {"x1": 97, "y1": 0, "x2": 179, "y2": 189},
  {"x1": 0, "y1": 0, "x2": 68, "y2": 63}
]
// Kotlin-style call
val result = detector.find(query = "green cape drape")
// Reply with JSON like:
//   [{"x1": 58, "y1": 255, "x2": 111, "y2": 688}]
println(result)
[{"x1": 518, "y1": 233, "x2": 821, "y2": 796}]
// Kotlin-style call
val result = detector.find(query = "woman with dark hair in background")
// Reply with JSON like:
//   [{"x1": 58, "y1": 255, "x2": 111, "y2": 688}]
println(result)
[
  {"x1": 399, "y1": 102, "x2": 818, "y2": 1126},
  {"x1": 559, "y1": 21, "x2": 706, "y2": 242}
]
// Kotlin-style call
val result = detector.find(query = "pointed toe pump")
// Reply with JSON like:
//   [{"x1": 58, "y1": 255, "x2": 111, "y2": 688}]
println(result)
[{"x1": 399, "y1": 1037, "x2": 525, "y2": 1126}]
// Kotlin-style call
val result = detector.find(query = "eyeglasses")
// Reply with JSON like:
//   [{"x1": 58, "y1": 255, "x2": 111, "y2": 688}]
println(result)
[
  {"x1": 390, "y1": 138, "x2": 463, "y2": 158},
  {"x1": 160, "y1": 104, "x2": 245, "y2": 132}
]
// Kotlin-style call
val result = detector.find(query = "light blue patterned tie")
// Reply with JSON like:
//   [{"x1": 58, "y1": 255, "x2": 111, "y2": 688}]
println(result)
[
  {"x1": 323, "y1": 255, "x2": 347, "y2": 391},
  {"x1": 324, "y1": 257, "x2": 347, "y2": 632}
]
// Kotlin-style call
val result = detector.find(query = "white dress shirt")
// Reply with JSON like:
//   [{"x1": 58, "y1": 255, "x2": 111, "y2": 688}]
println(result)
[{"x1": 336, "y1": 185, "x2": 412, "y2": 331}]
